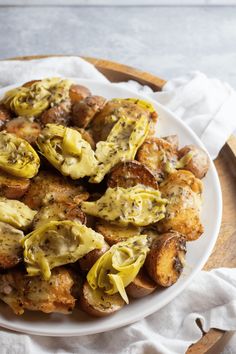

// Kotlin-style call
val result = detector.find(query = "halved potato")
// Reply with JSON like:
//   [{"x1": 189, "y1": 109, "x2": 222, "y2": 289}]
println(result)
[
  {"x1": 145, "y1": 231, "x2": 186, "y2": 287},
  {"x1": 69, "y1": 84, "x2": 91, "y2": 104},
  {"x1": 40, "y1": 100, "x2": 71, "y2": 126},
  {"x1": 72, "y1": 95, "x2": 106, "y2": 128},
  {"x1": 5, "y1": 117, "x2": 41, "y2": 145},
  {"x1": 80, "y1": 281, "x2": 125, "y2": 317},
  {"x1": 178, "y1": 145, "x2": 210, "y2": 179},
  {"x1": 78, "y1": 242, "x2": 110, "y2": 272},
  {"x1": 0, "y1": 222, "x2": 24, "y2": 269},
  {"x1": 107, "y1": 160, "x2": 158, "y2": 189},
  {"x1": 126, "y1": 268, "x2": 157, "y2": 298},
  {"x1": 0, "y1": 170, "x2": 30, "y2": 199},
  {"x1": 95, "y1": 219, "x2": 141, "y2": 245}
]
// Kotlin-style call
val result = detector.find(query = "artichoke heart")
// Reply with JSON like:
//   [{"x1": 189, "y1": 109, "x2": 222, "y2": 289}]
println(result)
[
  {"x1": 90, "y1": 114, "x2": 150, "y2": 183},
  {"x1": 87, "y1": 235, "x2": 149, "y2": 303},
  {"x1": 81, "y1": 185, "x2": 167, "y2": 226},
  {"x1": 21, "y1": 220, "x2": 106, "y2": 280},
  {"x1": 0, "y1": 132, "x2": 40, "y2": 178},
  {"x1": 0, "y1": 197, "x2": 37, "y2": 230},
  {"x1": 37, "y1": 124, "x2": 98, "y2": 179},
  {"x1": 2, "y1": 77, "x2": 72, "y2": 117}
]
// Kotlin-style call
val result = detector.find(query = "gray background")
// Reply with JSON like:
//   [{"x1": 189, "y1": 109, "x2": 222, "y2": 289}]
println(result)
[{"x1": 0, "y1": 6, "x2": 235, "y2": 88}]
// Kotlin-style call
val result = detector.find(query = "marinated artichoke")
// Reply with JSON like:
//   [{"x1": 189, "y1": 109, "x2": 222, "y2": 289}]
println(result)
[
  {"x1": 90, "y1": 114, "x2": 150, "y2": 183},
  {"x1": 0, "y1": 197, "x2": 37, "y2": 230},
  {"x1": 0, "y1": 132, "x2": 40, "y2": 178},
  {"x1": 2, "y1": 78, "x2": 72, "y2": 117},
  {"x1": 81, "y1": 185, "x2": 167, "y2": 226},
  {"x1": 21, "y1": 220, "x2": 106, "y2": 280},
  {"x1": 87, "y1": 235, "x2": 149, "y2": 303},
  {"x1": 37, "y1": 124, "x2": 98, "y2": 179}
]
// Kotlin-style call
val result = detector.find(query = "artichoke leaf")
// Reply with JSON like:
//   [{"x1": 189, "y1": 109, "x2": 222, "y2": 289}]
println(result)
[
  {"x1": 21, "y1": 220, "x2": 106, "y2": 280},
  {"x1": 87, "y1": 235, "x2": 149, "y2": 303},
  {"x1": 81, "y1": 184, "x2": 167, "y2": 226}
]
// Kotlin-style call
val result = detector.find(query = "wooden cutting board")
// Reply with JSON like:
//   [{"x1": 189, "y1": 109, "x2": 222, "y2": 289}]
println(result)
[{"x1": 8, "y1": 55, "x2": 236, "y2": 353}]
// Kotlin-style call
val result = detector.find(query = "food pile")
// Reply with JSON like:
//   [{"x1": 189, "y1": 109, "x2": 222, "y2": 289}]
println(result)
[{"x1": 0, "y1": 78, "x2": 210, "y2": 317}]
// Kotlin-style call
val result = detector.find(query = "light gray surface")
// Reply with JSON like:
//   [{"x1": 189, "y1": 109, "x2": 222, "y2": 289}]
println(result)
[{"x1": 0, "y1": 6, "x2": 236, "y2": 88}]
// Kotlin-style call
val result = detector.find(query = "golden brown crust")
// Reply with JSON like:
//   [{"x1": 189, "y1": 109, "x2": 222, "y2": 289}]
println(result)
[
  {"x1": 5, "y1": 117, "x2": 41, "y2": 145},
  {"x1": 40, "y1": 100, "x2": 71, "y2": 126},
  {"x1": 107, "y1": 161, "x2": 159, "y2": 189},
  {"x1": 126, "y1": 268, "x2": 157, "y2": 298},
  {"x1": 178, "y1": 145, "x2": 210, "y2": 179},
  {"x1": 137, "y1": 137, "x2": 178, "y2": 180},
  {"x1": 72, "y1": 95, "x2": 106, "y2": 129},
  {"x1": 69, "y1": 84, "x2": 91, "y2": 104},
  {"x1": 78, "y1": 242, "x2": 110, "y2": 272},
  {"x1": 0, "y1": 170, "x2": 30, "y2": 199},
  {"x1": 145, "y1": 231, "x2": 186, "y2": 287},
  {"x1": 79, "y1": 281, "x2": 125, "y2": 317},
  {"x1": 95, "y1": 219, "x2": 141, "y2": 246}
]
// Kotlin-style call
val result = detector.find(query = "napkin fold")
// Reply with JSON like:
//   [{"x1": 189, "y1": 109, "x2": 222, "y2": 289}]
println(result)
[{"x1": 0, "y1": 56, "x2": 235, "y2": 354}]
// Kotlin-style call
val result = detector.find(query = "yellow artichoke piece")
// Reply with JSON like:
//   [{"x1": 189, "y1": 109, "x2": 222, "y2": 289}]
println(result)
[
  {"x1": 90, "y1": 114, "x2": 150, "y2": 183},
  {"x1": 81, "y1": 184, "x2": 167, "y2": 226},
  {"x1": 21, "y1": 220, "x2": 106, "y2": 280},
  {"x1": 2, "y1": 77, "x2": 72, "y2": 117},
  {"x1": 0, "y1": 132, "x2": 40, "y2": 178},
  {"x1": 0, "y1": 197, "x2": 37, "y2": 230},
  {"x1": 37, "y1": 124, "x2": 98, "y2": 179},
  {"x1": 87, "y1": 235, "x2": 149, "y2": 303}
]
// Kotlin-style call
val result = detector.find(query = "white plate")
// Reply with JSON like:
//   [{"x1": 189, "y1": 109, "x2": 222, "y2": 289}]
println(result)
[{"x1": 0, "y1": 79, "x2": 222, "y2": 336}]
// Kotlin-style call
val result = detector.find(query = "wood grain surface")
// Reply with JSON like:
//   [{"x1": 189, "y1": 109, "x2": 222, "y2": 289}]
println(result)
[{"x1": 6, "y1": 55, "x2": 236, "y2": 353}]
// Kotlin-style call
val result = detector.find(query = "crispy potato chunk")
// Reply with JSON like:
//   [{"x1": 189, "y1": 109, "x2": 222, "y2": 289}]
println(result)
[
  {"x1": 95, "y1": 219, "x2": 141, "y2": 246},
  {"x1": 72, "y1": 95, "x2": 106, "y2": 129},
  {"x1": 79, "y1": 242, "x2": 110, "y2": 272},
  {"x1": 0, "y1": 104, "x2": 11, "y2": 129},
  {"x1": 5, "y1": 117, "x2": 41, "y2": 145},
  {"x1": 145, "y1": 231, "x2": 186, "y2": 287},
  {"x1": 137, "y1": 137, "x2": 178, "y2": 181},
  {"x1": 22, "y1": 170, "x2": 88, "y2": 210},
  {"x1": 178, "y1": 145, "x2": 210, "y2": 179},
  {"x1": 107, "y1": 161, "x2": 158, "y2": 189},
  {"x1": 80, "y1": 281, "x2": 125, "y2": 317},
  {"x1": 33, "y1": 201, "x2": 86, "y2": 229},
  {"x1": 0, "y1": 170, "x2": 30, "y2": 199},
  {"x1": 69, "y1": 84, "x2": 91, "y2": 104},
  {"x1": 40, "y1": 100, "x2": 71, "y2": 126},
  {"x1": 0, "y1": 222, "x2": 24, "y2": 269},
  {"x1": 126, "y1": 268, "x2": 157, "y2": 298},
  {"x1": 0, "y1": 267, "x2": 76, "y2": 315},
  {"x1": 157, "y1": 170, "x2": 203, "y2": 241}
]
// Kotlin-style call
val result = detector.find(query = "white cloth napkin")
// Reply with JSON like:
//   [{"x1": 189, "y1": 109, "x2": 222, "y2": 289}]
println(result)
[{"x1": 0, "y1": 56, "x2": 236, "y2": 354}]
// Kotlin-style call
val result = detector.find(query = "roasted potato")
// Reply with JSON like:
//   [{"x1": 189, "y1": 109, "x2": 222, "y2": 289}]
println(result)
[
  {"x1": 78, "y1": 242, "x2": 110, "y2": 272},
  {"x1": 40, "y1": 100, "x2": 71, "y2": 126},
  {"x1": 0, "y1": 103, "x2": 11, "y2": 129},
  {"x1": 72, "y1": 95, "x2": 106, "y2": 129},
  {"x1": 33, "y1": 201, "x2": 87, "y2": 229},
  {"x1": 157, "y1": 170, "x2": 203, "y2": 241},
  {"x1": 178, "y1": 145, "x2": 210, "y2": 179},
  {"x1": 22, "y1": 170, "x2": 89, "y2": 210},
  {"x1": 0, "y1": 222, "x2": 24, "y2": 269},
  {"x1": 0, "y1": 267, "x2": 76, "y2": 315},
  {"x1": 145, "y1": 231, "x2": 186, "y2": 287},
  {"x1": 0, "y1": 170, "x2": 30, "y2": 199},
  {"x1": 107, "y1": 160, "x2": 158, "y2": 189},
  {"x1": 69, "y1": 84, "x2": 91, "y2": 104},
  {"x1": 126, "y1": 268, "x2": 157, "y2": 298},
  {"x1": 95, "y1": 219, "x2": 141, "y2": 245},
  {"x1": 80, "y1": 281, "x2": 125, "y2": 317},
  {"x1": 5, "y1": 117, "x2": 41, "y2": 145},
  {"x1": 137, "y1": 137, "x2": 178, "y2": 181}
]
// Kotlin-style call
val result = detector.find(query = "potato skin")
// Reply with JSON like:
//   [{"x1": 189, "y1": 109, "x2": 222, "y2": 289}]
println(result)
[
  {"x1": 0, "y1": 170, "x2": 30, "y2": 199},
  {"x1": 78, "y1": 242, "x2": 109, "y2": 272},
  {"x1": 107, "y1": 161, "x2": 159, "y2": 190},
  {"x1": 40, "y1": 100, "x2": 71, "y2": 126},
  {"x1": 178, "y1": 145, "x2": 210, "y2": 179},
  {"x1": 145, "y1": 231, "x2": 186, "y2": 287},
  {"x1": 69, "y1": 84, "x2": 91, "y2": 104},
  {"x1": 126, "y1": 268, "x2": 157, "y2": 298},
  {"x1": 5, "y1": 117, "x2": 41, "y2": 145},
  {"x1": 72, "y1": 95, "x2": 106, "y2": 129},
  {"x1": 80, "y1": 281, "x2": 125, "y2": 317}
]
